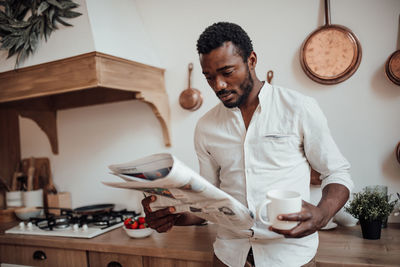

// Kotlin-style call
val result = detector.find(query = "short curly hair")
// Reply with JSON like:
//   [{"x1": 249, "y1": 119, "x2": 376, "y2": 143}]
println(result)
[{"x1": 197, "y1": 22, "x2": 253, "y2": 62}]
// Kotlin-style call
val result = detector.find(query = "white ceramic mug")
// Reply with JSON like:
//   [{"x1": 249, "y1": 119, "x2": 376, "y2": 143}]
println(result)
[{"x1": 256, "y1": 189, "x2": 302, "y2": 230}]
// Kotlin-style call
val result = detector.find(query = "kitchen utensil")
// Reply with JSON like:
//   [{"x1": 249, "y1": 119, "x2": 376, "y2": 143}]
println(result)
[
  {"x1": 385, "y1": 15, "x2": 400, "y2": 85},
  {"x1": 37, "y1": 158, "x2": 57, "y2": 194},
  {"x1": 11, "y1": 162, "x2": 22, "y2": 191},
  {"x1": 0, "y1": 177, "x2": 10, "y2": 192},
  {"x1": 73, "y1": 203, "x2": 115, "y2": 215},
  {"x1": 47, "y1": 192, "x2": 71, "y2": 215},
  {"x1": 266, "y1": 70, "x2": 273, "y2": 84},
  {"x1": 26, "y1": 157, "x2": 35, "y2": 191},
  {"x1": 300, "y1": 0, "x2": 362, "y2": 84},
  {"x1": 179, "y1": 63, "x2": 203, "y2": 111},
  {"x1": 21, "y1": 157, "x2": 54, "y2": 191}
]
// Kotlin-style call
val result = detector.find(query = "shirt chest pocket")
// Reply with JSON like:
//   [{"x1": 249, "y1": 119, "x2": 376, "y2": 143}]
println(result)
[{"x1": 250, "y1": 133, "x2": 303, "y2": 169}]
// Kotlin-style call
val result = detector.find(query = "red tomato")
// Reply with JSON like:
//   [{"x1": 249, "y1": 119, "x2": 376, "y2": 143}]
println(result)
[
  {"x1": 124, "y1": 218, "x2": 132, "y2": 226},
  {"x1": 138, "y1": 217, "x2": 146, "y2": 224},
  {"x1": 138, "y1": 224, "x2": 146, "y2": 229},
  {"x1": 130, "y1": 220, "x2": 138, "y2": 229}
]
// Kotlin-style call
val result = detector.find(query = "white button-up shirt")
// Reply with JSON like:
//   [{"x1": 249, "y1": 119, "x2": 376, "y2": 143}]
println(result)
[{"x1": 194, "y1": 83, "x2": 353, "y2": 267}]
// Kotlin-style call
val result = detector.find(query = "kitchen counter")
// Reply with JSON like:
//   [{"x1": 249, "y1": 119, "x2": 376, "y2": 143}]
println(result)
[{"x1": 0, "y1": 222, "x2": 399, "y2": 266}]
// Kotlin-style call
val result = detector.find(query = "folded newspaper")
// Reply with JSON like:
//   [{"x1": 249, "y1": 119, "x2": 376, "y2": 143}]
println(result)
[{"x1": 103, "y1": 153, "x2": 255, "y2": 232}]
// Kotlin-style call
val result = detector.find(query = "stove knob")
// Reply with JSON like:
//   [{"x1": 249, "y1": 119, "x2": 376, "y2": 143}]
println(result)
[
  {"x1": 19, "y1": 222, "x2": 25, "y2": 230},
  {"x1": 82, "y1": 224, "x2": 88, "y2": 232},
  {"x1": 73, "y1": 224, "x2": 79, "y2": 232},
  {"x1": 27, "y1": 222, "x2": 33, "y2": 230}
]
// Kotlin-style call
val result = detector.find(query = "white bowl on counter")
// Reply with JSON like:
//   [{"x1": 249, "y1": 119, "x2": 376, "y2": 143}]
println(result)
[
  {"x1": 123, "y1": 226, "x2": 154, "y2": 238},
  {"x1": 15, "y1": 207, "x2": 42, "y2": 221}
]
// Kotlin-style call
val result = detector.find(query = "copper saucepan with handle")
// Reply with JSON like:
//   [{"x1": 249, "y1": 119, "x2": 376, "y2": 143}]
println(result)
[
  {"x1": 385, "y1": 15, "x2": 400, "y2": 86},
  {"x1": 300, "y1": 0, "x2": 362, "y2": 84},
  {"x1": 266, "y1": 70, "x2": 274, "y2": 84},
  {"x1": 179, "y1": 63, "x2": 203, "y2": 111}
]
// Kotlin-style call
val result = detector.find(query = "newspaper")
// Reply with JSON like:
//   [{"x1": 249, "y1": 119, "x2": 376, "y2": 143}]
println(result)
[{"x1": 103, "y1": 153, "x2": 255, "y2": 232}]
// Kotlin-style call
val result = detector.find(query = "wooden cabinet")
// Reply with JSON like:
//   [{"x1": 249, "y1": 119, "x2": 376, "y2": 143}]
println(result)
[
  {"x1": 0, "y1": 52, "x2": 171, "y2": 203},
  {"x1": 88, "y1": 252, "x2": 212, "y2": 267},
  {"x1": 3, "y1": 224, "x2": 397, "y2": 267},
  {"x1": 0, "y1": 225, "x2": 216, "y2": 267},
  {"x1": 89, "y1": 251, "x2": 143, "y2": 267},
  {"x1": 0, "y1": 243, "x2": 87, "y2": 267},
  {"x1": 143, "y1": 256, "x2": 211, "y2": 267}
]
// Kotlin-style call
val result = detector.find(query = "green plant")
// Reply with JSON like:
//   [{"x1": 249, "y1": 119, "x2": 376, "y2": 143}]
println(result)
[
  {"x1": 0, "y1": 0, "x2": 81, "y2": 68},
  {"x1": 345, "y1": 187, "x2": 398, "y2": 221}
]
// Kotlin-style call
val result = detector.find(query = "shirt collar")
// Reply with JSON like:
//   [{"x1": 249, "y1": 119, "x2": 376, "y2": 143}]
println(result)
[
  {"x1": 257, "y1": 81, "x2": 272, "y2": 111},
  {"x1": 223, "y1": 81, "x2": 272, "y2": 113}
]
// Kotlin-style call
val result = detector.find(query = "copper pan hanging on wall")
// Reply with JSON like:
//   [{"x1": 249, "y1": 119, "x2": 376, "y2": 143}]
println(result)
[
  {"x1": 385, "y1": 15, "x2": 400, "y2": 86},
  {"x1": 300, "y1": 0, "x2": 362, "y2": 85}
]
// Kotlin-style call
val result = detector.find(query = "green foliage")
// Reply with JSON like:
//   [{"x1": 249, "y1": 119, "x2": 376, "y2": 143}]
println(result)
[
  {"x1": 0, "y1": 0, "x2": 82, "y2": 68},
  {"x1": 345, "y1": 187, "x2": 398, "y2": 222}
]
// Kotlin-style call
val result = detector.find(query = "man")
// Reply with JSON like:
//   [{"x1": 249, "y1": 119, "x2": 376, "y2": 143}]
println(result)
[{"x1": 142, "y1": 22, "x2": 353, "y2": 267}]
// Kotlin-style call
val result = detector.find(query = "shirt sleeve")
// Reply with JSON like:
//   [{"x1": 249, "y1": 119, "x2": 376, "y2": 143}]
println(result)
[
  {"x1": 301, "y1": 97, "x2": 354, "y2": 193},
  {"x1": 194, "y1": 121, "x2": 220, "y2": 187}
]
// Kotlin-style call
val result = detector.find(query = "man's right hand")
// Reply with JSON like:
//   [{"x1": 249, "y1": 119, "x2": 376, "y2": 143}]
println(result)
[{"x1": 141, "y1": 195, "x2": 181, "y2": 233}]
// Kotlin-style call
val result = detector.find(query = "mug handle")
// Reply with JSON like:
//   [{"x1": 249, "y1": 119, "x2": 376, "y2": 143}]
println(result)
[{"x1": 256, "y1": 199, "x2": 272, "y2": 225}]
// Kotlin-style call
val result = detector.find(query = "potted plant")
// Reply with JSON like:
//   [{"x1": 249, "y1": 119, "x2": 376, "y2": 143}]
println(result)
[{"x1": 345, "y1": 187, "x2": 398, "y2": 240}]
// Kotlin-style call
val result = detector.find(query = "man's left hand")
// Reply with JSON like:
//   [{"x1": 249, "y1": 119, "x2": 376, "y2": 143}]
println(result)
[{"x1": 269, "y1": 200, "x2": 329, "y2": 238}]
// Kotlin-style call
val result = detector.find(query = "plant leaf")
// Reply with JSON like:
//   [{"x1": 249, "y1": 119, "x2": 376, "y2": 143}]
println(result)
[
  {"x1": 46, "y1": 0, "x2": 63, "y2": 9},
  {"x1": 29, "y1": 31, "x2": 39, "y2": 51},
  {"x1": 37, "y1": 1, "x2": 49, "y2": 15},
  {"x1": 7, "y1": 46, "x2": 17, "y2": 58},
  {"x1": 59, "y1": 10, "x2": 81, "y2": 18},
  {"x1": 0, "y1": 24, "x2": 14, "y2": 33},
  {"x1": 54, "y1": 16, "x2": 71, "y2": 26}
]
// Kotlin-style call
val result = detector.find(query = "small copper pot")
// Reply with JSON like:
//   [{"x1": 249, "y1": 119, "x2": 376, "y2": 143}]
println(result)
[{"x1": 179, "y1": 63, "x2": 203, "y2": 111}]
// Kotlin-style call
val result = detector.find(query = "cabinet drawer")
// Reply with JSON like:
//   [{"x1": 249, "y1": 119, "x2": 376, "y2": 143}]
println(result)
[
  {"x1": 143, "y1": 256, "x2": 212, "y2": 267},
  {"x1": 0, "y1": 244, "x2": 87, "y2": 267},
  {"x1": 89, "y1": 251, "x2": 142, "y2": 267}
]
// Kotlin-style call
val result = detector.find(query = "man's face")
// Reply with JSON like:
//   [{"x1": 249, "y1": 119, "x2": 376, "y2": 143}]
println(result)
[{"x1": 200, "y1": 42, "x2": 254, "y2": 108}]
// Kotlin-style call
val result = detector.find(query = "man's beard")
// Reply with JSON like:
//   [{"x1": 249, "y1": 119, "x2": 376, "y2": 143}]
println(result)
[{"x1": 218, "y1": 69, "x2": 254, "y2": 108}]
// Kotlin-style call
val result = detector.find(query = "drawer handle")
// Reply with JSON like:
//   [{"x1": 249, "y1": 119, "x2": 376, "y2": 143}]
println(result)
[
  {"x1": 33, "y1": 250, "x2": 47, "y2": 260},
  {"x1": 107, "y1": 261, "x2": 122, "y2": 267}
]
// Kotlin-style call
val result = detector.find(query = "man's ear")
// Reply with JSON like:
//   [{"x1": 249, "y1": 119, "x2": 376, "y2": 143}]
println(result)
[{"x1": 247, "y1": 51, "x2": 257, "y2": 70}]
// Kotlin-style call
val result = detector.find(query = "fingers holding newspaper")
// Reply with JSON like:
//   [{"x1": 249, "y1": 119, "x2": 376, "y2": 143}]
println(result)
[
  {"x1": 141, "y1": 195, "x2": 206, "y2": 232},
  {"x1": 142, "y1": 195, "x2": 180, "y2": 233}
]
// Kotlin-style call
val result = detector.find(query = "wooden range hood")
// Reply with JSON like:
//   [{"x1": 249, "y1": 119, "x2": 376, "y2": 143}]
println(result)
[{"x1": 0, "y1": 52, "x2": 171, "y2": 188}]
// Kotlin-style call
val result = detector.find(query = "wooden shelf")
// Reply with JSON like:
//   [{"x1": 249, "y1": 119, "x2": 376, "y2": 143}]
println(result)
[{"x1": 0, "y1": 52, "x2": 171, "y2": 197}]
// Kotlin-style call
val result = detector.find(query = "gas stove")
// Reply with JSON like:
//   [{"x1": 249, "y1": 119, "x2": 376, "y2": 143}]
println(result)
[{"x1": 6, "y1": 207, "x2": 139, "y2": 238}]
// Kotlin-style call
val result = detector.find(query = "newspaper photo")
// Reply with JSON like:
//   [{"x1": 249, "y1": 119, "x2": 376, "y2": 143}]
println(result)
[{"x1": 103, "y1": 153, "x2": 255, "y2": 232}]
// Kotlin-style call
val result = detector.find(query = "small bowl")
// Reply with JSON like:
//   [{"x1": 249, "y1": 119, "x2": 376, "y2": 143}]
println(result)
[
  {"x1": 15, "y1": 207, "x2": 42, "y2": 221},
  {"x1": 123, "y1": 226, "x2": 154, "y2": 238}
]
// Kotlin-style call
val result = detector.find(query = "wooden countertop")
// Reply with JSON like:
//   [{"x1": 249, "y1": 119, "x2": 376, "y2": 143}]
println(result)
[
  {"x1": 0, "y1": 222, "x2": 216, "y2": 262},
  {"x1": 317, "y1": 223, "x2": 400, "y2": 267},
  {"x1": 1, "y1": 222, "x2": 399, "y2": 266}
]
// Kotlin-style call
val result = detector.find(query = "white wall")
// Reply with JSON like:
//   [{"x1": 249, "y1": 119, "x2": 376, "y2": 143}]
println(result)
[
  {"x1": 6, "y1": 0, "x2": 400, "y2": 216},
  {"x1": 85, "y1": 0, "x2": 161, "y2": 67}
]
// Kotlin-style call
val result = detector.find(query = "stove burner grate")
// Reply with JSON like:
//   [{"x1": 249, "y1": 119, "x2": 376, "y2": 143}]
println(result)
[{"x1": 29, "y1": 208, "x2": 139, "y2": 231}]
